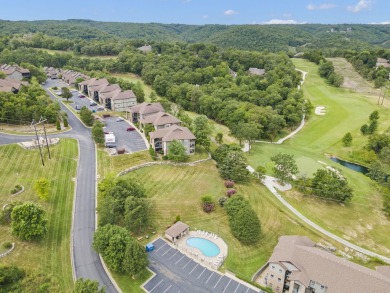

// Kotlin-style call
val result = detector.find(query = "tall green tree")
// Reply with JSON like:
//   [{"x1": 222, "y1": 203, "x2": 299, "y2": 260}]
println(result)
[
  {"x1": 93, "y1": 224, "x2": 148, "y2": 275},
  {"x1": 271, "y1": 153, "x2": 299, "y2": 184},
  {"x1": 167, "y1": 140, "x2": 188, "y2": 162},
  {"x1": 342, "y1": 132, "x2": 353, "y2": 147},
  {"x1": 124, "y1": 196, "x2": 150, "y2": 233},
  {"x1": 61, "y1": 87, "x2": 72, "y2": 101},
  {"x1": 92, "y1": 121, "x2": 105, "y2": 144},
  {"x1": 33, "y1": 177, "x2": 50, "y2": 201},
  {"x1": 311, "y1": 168, "x2": 353, "y2": 202},
  {"x1": 73, "y1": 278, "x2": 105, "y2": 293},
  {"x1": 79, "y1": 106, "x2": 94, "y2": 126},
  {"x1": 218, "y1": 150, "x2": 250, "y2": 182},
  {"x1": 11, "y1": 202, "x2": 48, "y2": 241},
  {"x1": 192, "y1": 115, "x2": 212, "y2": 151}
]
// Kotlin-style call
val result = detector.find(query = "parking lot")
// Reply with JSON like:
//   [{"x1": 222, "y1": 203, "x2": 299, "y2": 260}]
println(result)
[
  {"x1": 103, "y1": 116, "x2": 147, "y2": 153},
  {"x1": 143, "y1": 238, "x2": 262, "y2": 293},
  {"x1": 69, "y1": 91, "x2": 105, "y2": 113}
]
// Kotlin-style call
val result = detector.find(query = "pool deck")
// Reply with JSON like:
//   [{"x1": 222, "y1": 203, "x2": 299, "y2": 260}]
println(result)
[{"x1": 175, "y1": 230, "x2": 228, "y2": 270}]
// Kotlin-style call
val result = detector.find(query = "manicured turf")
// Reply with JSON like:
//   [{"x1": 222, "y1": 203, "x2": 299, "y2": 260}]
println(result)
[
  {"x1": 119, "y1": 162, "x2": 324, "y2": 284},
  {"x1": 0, "y1": 139, "x2": 77, "y2": 292},
  {"x1": 247, "y1": 58, "x2": 390, "y2": 258}
]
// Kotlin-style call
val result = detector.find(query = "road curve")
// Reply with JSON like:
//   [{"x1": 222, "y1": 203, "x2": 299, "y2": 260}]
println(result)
[
  {"x1": 0, "y1": 79, "x2": 118, "y2": 292},
  {"x1": 260, "y1": 173, "x2": 390, "y2": 264}
]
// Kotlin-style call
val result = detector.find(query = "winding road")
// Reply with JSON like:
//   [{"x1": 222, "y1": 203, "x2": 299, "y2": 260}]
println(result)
[{"x1": 0, "y1": 79, "x2": 118, "y2": 292}]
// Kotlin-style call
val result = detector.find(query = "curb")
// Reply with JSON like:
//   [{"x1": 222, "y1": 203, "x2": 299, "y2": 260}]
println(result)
[{"x1": 94, "y1": 142, "x2": 122, "y2": 293}]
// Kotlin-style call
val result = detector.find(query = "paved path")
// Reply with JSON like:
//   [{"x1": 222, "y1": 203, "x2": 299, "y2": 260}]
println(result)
[
  {"x1": 0, "y1": 79, "x2": 118, "y2": 292},
  {"x1": 251, "y1": 171, "x2": 390, "y2": 264}
]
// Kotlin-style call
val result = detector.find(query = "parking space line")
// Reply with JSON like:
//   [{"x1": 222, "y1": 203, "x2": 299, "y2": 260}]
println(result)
[
  {"x1": 163, "y1": 285, "x2": 172, "y2": 293},
  {"x1": 150, "y1": 280, "x2": 163, "y2": 292},
  {"x1": 155, "y1": 243, "x2": 166, "y2": 252},
  {"x1": 214, "y1": 275, "x2": 223, "y2": 288},
  {"x1": 246, "y1": 288, "x2": 249, "y2": 293},
  {"x1": 205, "y1": 272, "x2": 214, "y2": 284},
  {"x1": 233, "y1": 283, "x2": 241, "y2": 293},
  {"x1": 222, "y1": 279, "x2": 232, "y2": 293},
  {"x1": 189, "y1": 263, "x2": 198, "y2": 274},
  {"x1": 175, "y1": 255, "x2": 185, "y2": 264},
  {"x1": 168, "y1": 251, "x2": 178, "y2": 259},
  {"x1": 182, "y1": 259, "x2": 192, "y2": 269},
  {"x1": 162, "y1": 247, "x2": 172, "y2": 256},
  {"x1": 197, "y1": 267, "x2": 206, "y2": 279}
]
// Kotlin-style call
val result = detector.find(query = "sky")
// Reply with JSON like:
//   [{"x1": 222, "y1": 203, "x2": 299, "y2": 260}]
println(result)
[{"x1": 0, "y1": 0, "x2": 389, "y2": 25}]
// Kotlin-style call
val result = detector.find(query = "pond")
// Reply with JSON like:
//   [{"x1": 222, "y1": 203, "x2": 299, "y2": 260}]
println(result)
[{"x1": 330, "y1": 157, "x2": 369, "y2": 175}]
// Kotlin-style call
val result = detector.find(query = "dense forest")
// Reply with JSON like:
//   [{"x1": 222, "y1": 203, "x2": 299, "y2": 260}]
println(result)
[{"x1": 1, "y1": 19, "x2": 390, "y2": 52}]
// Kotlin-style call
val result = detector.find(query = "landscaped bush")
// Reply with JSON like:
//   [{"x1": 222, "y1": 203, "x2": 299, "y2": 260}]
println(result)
[
  {"x1": 0, "y1": 265, "x2": 25, "y2": 287},
  {"x1": 10, "y1": 185, "x2": 22, "y2": 195},
  {"x1": 201, "y1": 194, "x2": 215, "y2": 213},
  {"x1": 226, "y1": 189, "x2": 237, "y2": 197},
  {"x1": 224, "y1": 195, "x2": 262, "y2": 244},
  {"x1": 2, "y1": 242, "x2": 12, "y2": 249},
  {"x1": 224, "y1": 180, "x2": 235, "y2": 188},
  {"x1": 149, "y1": 146, "x2": 157, "y2": 160},
  {"x1": 218, "y1": 196, "x2": 228, "y2": 207}
]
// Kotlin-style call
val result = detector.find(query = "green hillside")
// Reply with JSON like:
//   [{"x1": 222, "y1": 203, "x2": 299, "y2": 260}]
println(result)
[{"x1": 1, "y1": 19, "x2": 389, "y2": 52}]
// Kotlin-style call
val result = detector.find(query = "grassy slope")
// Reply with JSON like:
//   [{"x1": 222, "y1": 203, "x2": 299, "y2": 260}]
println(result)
[
  {"x1": 0, "y1": 139, "x2": 77, "y2": 292},
  {"x1": 119, "y1": 162, "x2": 323, "y2": 283},
  {"x1": 247, "y1": 58, "x2": 390, "y2": 256}
]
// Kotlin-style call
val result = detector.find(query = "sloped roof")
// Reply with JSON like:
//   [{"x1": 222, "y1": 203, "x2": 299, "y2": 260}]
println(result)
[
  {"x1": 128, "y1": 102, "x2": 164, "y2": 115},
  {"x1": 140, "y1": 111, "x2": 181, "y2": 126},
  {"x1": 98, "y1": 84, "x2": 121, "y2": 94},
  {"x1": 150, "y1": 125, "x2": 195, "y2": 141},
  {"x1": 112, "y1": 90, "x2": 137, "y2": 100},
  {"x1": 248, "y1": 68, "x2": 266, "y2": 76},
  {"x1": 268, "y1": 236, "x2": 390, "y2": 293},
  {"x1": 165, "y1": 221, "x2": 189, "y2": 238}
]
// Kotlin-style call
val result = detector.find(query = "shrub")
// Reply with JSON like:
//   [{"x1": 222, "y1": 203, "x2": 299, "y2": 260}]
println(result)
[
  {"x1": 149, "y1": 146, "x2": 157, "y2": 160},
  {"x1": 10, "y1": 185, "x2": 22, "y2": 195},
  {"x1": 56, "y1": 119, "x2": 61, "y2": 130},
  {"x1": 218, "y1": 197, "x2": 228, "y2": 207},
  {"x1": 63, "y1": 117, "x2": 68, "y2": 127},
  {"x1": 52, "y1": 86, "x2": 58, "y2": 90},
  {"x1": 175, "y1": 215, "x2": 181, "y2": 223},
  {"x1": 224, "y1": 180, "x2": 235, "y2": 188},
  {"x1": 201, "y1": 195, "x2": 215, "y2": 213},
  {"x1": 0, "y1": 265, "x2": 25, "y2": 286},
  {"x1": 342, "y1": 132, "x2": 353, "y2": 147},
  {"x1": 361, "y1": 124, "x2": 369, "y2": 135},
  {"x1": 162, "y1": 155, "x2": 168, "y2": 160},
  {"x1": 226, "y1": 189, "x2": 237, "y2": 197},
  {"x1": 2, "y1": 242, "x2": 12, "y2": 249},
  {"x1": 224, "y1": 196, "x2": 262, "y2": 244}
]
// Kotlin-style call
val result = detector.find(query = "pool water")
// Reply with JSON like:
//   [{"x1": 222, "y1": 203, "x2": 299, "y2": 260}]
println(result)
[{"x1": 186, "y1": 237, "x2": 220, "y2": 257}]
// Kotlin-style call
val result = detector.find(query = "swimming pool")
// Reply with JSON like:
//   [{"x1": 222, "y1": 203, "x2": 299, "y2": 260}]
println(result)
[{"x1": 186, "y1": 237, "x2": 220, "y2": 257}]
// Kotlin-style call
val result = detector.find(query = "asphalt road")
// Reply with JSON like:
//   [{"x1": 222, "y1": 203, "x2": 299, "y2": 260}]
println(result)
[{"x1": 0, "y1": 79, "x2": 118, "y2": 292}]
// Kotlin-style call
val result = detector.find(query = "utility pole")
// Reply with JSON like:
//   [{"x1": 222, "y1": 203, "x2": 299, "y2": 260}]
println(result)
[
  {"x1": 31, "y1": 119, "x2": 45, "y2": 166},
  {"x1": 30, "y1": 116, "x2": 51, "y2": 166}
]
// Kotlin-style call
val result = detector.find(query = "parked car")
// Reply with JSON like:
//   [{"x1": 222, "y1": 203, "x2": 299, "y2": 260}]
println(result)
[
  {"x1": 126, "y1": 127, "x2": 136, "y2": 131},
  {"x1": 78, "y1": 94, "x2": 85, "y2": 98},
  {"x1": 75, "y1": 105, "x2": 81, "y2": 110},
  {"x1": 116, "y1": 117, "x2": 124, "y2": 122},
  {"x1": 90, "y1": 101, "x2": 97, "y2": 106},
  {"x1": 97, "y1": 107, "x2": 104, "y2": 111}
]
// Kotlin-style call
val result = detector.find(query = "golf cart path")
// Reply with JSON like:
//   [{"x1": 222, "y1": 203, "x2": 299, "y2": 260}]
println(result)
[{"x1": 246, "y1": 168, "x2": 390, "y2": 264}]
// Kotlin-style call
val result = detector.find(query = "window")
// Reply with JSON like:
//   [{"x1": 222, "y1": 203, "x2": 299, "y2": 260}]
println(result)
[
  {"x1": 271, "y1": 274, "x2": 274, "y2": 278},
  {"x1": 321, "y1": 285, "x2": 325, "y2": 289},
  {"x1": 278, "y1": 278, "x2": 281, "y2": 283},
  {"x1": 271, "y1": 265, "x2": 275, "y2": 270},
  {"x1": 279, "y1": 269, "x2": 282, "y2": 273}
]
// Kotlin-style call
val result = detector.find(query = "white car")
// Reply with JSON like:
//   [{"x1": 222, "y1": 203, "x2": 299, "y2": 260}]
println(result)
[{"x1": 116, "y1": 117, "x2": 124, "y2": 122}]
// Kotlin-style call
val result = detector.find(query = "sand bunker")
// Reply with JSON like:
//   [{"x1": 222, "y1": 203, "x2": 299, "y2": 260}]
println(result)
[{"x1": 315, "y1": 106, "x2": 326, "y2": 115}]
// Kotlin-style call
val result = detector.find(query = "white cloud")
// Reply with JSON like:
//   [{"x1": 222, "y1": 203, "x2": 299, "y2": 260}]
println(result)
[
  {"x1": 202, "y1": 15, "x2": 209, "y2": 19},
  {"x1": 307, "y1": 3, "x2": 337, "y2": 10},
  {"x1": 370, "y1": 21, "x2": 390, "y2": 24},
  {"x1": 224, "y1": 10, "x2": 239, "y2": 16},
  {"x1": 262, "y1": 19, "x2": 306, "y2": 24},
  {"x1": 347, "y1": 0, "x2": 372, "y2": 13}
]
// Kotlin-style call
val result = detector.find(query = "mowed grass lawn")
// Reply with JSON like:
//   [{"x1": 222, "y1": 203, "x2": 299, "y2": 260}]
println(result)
[
  {"x1": 247, "y1": 58, "x2": 390, "y2": 257},
  {"x1": 120, "y1": 162, "x2": 323, "y2": 283},
  {"x1": 0, "y1": 139, "x2": 77, "y2": 292}
]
